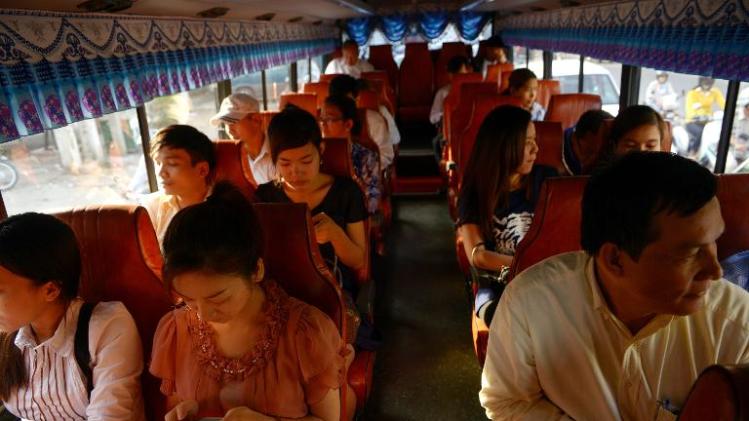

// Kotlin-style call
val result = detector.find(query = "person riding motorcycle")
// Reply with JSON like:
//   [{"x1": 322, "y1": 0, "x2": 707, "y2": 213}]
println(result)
[
  {"x1": 645, "y1": 71, "x2": 677, "y2": 116},
  {"x1": 685, "y1": 76, "x2": 725, "y2": 156}
]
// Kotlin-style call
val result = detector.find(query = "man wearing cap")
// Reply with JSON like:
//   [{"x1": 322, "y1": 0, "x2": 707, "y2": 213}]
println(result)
[
  {"x1": 324, "y1": 40, "x2": 374, "y2": 79},
  {"x1": 210, "y1": 93, "x2": 277, "y2": 185}
]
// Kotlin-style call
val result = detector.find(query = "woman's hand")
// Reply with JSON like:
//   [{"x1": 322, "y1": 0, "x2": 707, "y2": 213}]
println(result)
[
  {"x1": 312, "y1": 213, "x2": 343, "y2": 245},
  {"x1": 223, "y1": 406, "x2": 275, "y2": 421},
  {"x1": 165, "y1": 399, "x2": 199, "y2": 421}
]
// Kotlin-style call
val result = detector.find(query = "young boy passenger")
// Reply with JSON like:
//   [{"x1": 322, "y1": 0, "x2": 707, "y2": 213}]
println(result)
[
  {"x1": 140, "y1": 125, "x2": 216, "y2": 245},
  {"x1": 480, "y1": 152, "x2": 749, "y2": 420}
]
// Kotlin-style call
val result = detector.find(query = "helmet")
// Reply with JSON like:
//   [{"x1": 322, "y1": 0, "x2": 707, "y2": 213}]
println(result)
[
  {"x1": 656, "y1": 71, "x2": 668, "y2": 77},
  {"x1": 698, "y1": 76, "x2": 714, "y2": 87}
]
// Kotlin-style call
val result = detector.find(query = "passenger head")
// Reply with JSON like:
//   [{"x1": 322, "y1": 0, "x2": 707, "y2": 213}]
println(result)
[
  {"x1": 484, "y1": 36, "x2": 508, "y2": 64},
  {"x1": 341, "y1": 40, "x2": 360, "y2": 66},
  {"x1": 698, "y1": 76, "x2": 715, "y2": 91},
  {"x1": 163, "y1": 181, "x2": 264, "y2": 324},
  {"x1": 329, "y1": 74, "x2": 359, "y2": 99},
  {"x1": 209, "y1": 93, "x2": 262, "y2": 146},
  {"x1": 447, "y1": 55, "x2": 471, "y2": 77},
  {"x1": 0, "y1": 213, "x2": 81, "y2": 399},
  {"x1": 582, "y1": 152, "x2": 722, "y2": 316},
  {"x1": 459, "y1": 105, "x2": 537, "y2": 237},
  {"x1": 321, "y1": 95, "x2": 360, "y2": 139},
  {"x1": 151, "y1": 124, "x2": 216, "y2": 196},
  {"x1": 609, "y1": 105, "x2": 665, "y2": 155},
  {"x1": 572, "y1": 109, "x2": 614, "y2": 172},
  {"x1": 268, "y1": 106, "x2": 325, "y2": 190},
  {"x1": 656, "y1": 71, "x2": 669, "y2": 84},
  {"x1": 507, "y1": 69, "x2": 539, "y2": 111}
]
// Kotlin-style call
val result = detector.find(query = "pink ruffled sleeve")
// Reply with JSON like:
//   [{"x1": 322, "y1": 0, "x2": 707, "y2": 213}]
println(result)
[
  {"x1": 149, "y1": 311, "x2": 178, "y2": 396},
  {"x1": 296, "y1": 305, "x2": 348, "y2": 405}
]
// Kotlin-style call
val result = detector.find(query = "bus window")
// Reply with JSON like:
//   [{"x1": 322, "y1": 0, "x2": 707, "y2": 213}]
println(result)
[
  {"x1": 729, "y1": 81, "x2": 749, "y2": 173},
  {"x1": 144, "y1": 84, "x2": 218, "y2": 142},
  {"x1": 265, "y1": 64, "x2": 292, "y2": 110},
  {"x1": 0, "y1": 109, "x2": 147, "y2": 215},
  {"x1": 297, "y1": 58, "x2": 321, "y2": 86},
  {"x1": 512, "y1": 46, "x2": 528, "y2": 69},
  {"x1": 638, "y1": 68, "x2": 730, "y2": 170},
  {"x1": 582, "y1": 57, "x2": 621, "y2": 115},
  {"x1": 312, "y1": 56, "x2": 324, "y2": 82},
  {"x1": 232, "y1": 71, "x2": 264, "y2": 109},
  {"x1": 552, "y1": 53, "x2": 582, "y2": 94}
]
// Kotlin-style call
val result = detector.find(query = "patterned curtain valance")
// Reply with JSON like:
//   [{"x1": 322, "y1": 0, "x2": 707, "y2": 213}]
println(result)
[
  {"x1": 499, "y1": 0, "x2": 749, "y2": 82},
  {"x1": 0, "y1": 9, "x2": 339, "y2": 142},
  {"x1": 345, "y1": 11, "x2": 493, "y2": 45}
]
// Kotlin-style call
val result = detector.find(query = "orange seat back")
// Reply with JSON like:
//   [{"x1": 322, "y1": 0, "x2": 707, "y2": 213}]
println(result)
[
  {"x1": 54, "y1": 205, "x2": 172, "y2": 421},
  {"x1": 302, "y1": 81, "x2": 330, "y2": 110},
  {"x1": 367, "y1": 45, "x2": 398, "y2": 91},
  {"x1": 435, "y1": 42, "x2": 471, "y2": 89},
  {"x1": 500, "y1": 71, "x2": 512, "y2": 91},
  {"x1": 280, "y1": 92, "x2": 318, "y2": 116},
  {"x1": 485, "y1": 63, "x2": 514, "y2": 87},
  {"x1": 357, "y1": 90, "x2": 380, "y2": 111},
  {"x1": 442, "y1": 73, "x2": 484, "y2": 138},
  {"x1": 398, "y1": 43, "x2": 434, "y2": 107},
  {"x1": 534, "y1": 121, "x2": 566, "y2": 175},
  {"x1": 508, "y1": 176, "x2": 588, "y2": 280},
  {"x1": 545, "y1": 93, "x2": 602, "y2": 130},
  {"x1": 213, "y1": 139, "x2": 258, "y2": 194},
  {"x1": 446, "y1": 82, "x2": 498, "y2": 159},
  {"x1": 716, "y1": 174, "x2": 749, "y2": 261},
  {"x1": 680, "y1": 365, "x2": 749, "y2": 421},
  {"x1": 361, "y1": 71, "x2": 397, "y2": 110},
  {"x1": 361, "y1": 78, "x2": 395, "y2": 114},
  {"x1": 320, "y1": 73, "x2": 341, "y2": 83},
  {"x1": 537, "y1": 79, "x2": 561, "y2": 110}
]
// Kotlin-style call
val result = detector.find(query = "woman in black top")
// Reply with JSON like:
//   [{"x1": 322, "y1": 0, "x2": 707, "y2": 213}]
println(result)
[
  {"x1": 255, "y1": 106, "x2": 367, "y2": 297},
  {"x1": 456, "y1": 105, "x2": 557, "y2": 324}
]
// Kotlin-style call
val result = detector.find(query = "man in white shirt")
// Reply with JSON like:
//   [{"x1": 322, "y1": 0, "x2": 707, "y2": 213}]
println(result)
[
  {"x1": 209, "y1": 93, "x2": 276, "y2": 185},
  {"x1": 429, "y1": 55, "x2": 471, "y2": 126},
  {"x1": 480, "y1": 152, "x2": 749, "y2": 421},
  {"x1": 330, "y1": 74, "x2": 394, "y2": 168},
  {"x1": 474, "y1": 36, "x2": 509, "y2": 78},
  {"x1": 140, "y1": 125, "x2": 215, "y2": 244},
  {"x1": 324, "y1": 39, "x2": 374, "y2": 79}
]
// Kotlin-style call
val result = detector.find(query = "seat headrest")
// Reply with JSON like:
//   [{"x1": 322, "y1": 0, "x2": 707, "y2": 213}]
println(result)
[
  {"x1": 321, "y1": 137, "x2": 355, "y2": 179},
  {"x1": 534, "y1": 121, "x2": 566, "y2": 175},
  {"x1": 485, "y1": 63, "x2": 514, "y2": 87},
  {"x1": 536, "y1": 79, "x2": 561, "y2": 110},
  {"x1": 717, "y1": 174, "x2": 749, "y2": 260},
  {"x1": 545, "y1": 93, "x2": 603, "y2": 130},
  {"x1": 357, "y1": 90, "x2": 380, "y2": 111},
  {"x1": 280, "y1": 93, "x2": 318, "y2": 116},
  {"x1": 302, "y1": 82, "x2": 330, "y2": 109},
  {"x1": 213, "y1": 139, "x2": 258, "y2": 195}
]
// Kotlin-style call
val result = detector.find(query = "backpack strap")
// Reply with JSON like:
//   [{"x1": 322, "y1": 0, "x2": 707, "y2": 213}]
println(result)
[{"x1": 74, "y1": 302, "x2": 96, "y2": 399}]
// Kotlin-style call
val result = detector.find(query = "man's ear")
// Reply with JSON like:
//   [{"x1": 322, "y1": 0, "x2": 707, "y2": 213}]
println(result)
[
  {"x1": 598, "y1": 242, "x2": 626, "y2": 278},
  {"x1": 343, "y1": 119, "x2": 354, "y2": 132},
  {"x1": 41, "y1": 281, "x2": 62, "y2": 303},
  {"x1": 253, "y1": 258, "x2": 265, "y2": 284},
  {"x1": 195, "y1": 161, "x2": 210, "y2": 179}
]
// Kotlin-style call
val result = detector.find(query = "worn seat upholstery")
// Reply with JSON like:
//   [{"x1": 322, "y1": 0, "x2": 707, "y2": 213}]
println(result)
[
  {"x1": 54, "y1": 205, "x2": 172, "y2": 421},
  {"x1": 537, "y1": 79, "x2": 561, "y2": 110},
  {"x1": 213, "y1": 139, "x2": 258, "y2": 194},
  {"x1": 397, "y1": 43, "x2": 434, "y2": 123},
  {"x1": 252, "y1": 203, "x2": 375, "y2": 413},
  {"x1": 544, "y1": 93, "x2": 602, "y2": 130},
  {"x1": 280, "y1": 92, "x2": 318, "y2": 116},
  {"x1": 680, "y1": 364, "x2": 749, "y2": 421}
]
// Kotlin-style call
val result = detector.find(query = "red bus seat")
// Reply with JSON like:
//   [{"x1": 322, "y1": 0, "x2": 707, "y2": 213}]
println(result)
[
  {"x1": 357, "y1": 90, "x2": 380, "y2": 111},
  {"x1": 54, "y1": 205, "x2": 172, "y2": 421},
  {"x1": 213, "y1": 139, "x2": 258, "y2": 195},
  {"x1": 534, "y1": 121, "x2": 566, "y2": 175},
  {"x1": 442, "y1": 73, "x2": 484, "y2": 140},
  {"x1": 361, "y1": 71, "x2": 397, "y2": 113},
  {"x1": 545, "y1": 93, "x2": 602, "y2": 130},
  {"x1": 252, "y1": 203, "x2": 374, "y2": 413},
  {"x1": 367, "y1": 46, "x2": 398, "y2": 92},
  {"x1": 280, "y1": 92, "x2": 318, "y2": 116},
  {"x1": 717, "y1": 174, "x2": 749, "y2": 261},
  {"x1": 398, "y1": 43, "x2": 434, "y2": 123},
  {"x1": 442, "y1": 82, "x2": 498, "y2": 174},
  {"x1": 537, "y1": 79, "x2": 561, "y2": 110},
  {"x1": 680, "y1": 364, "x2": 749, "y2": 421},
  {"x1": 320, "y1": 73, "x2": 342, "y2": 83},
  {"x1": 485, "y1": 63, "x2": 513, "y2": 88},
  {"x1": 302, "y1": 81, "x2": 330, "y2": 110},
  {"x1": 435, "y1": 42, "x2": 471, "y2": 89},
  {"x1": 361, "y1": 78, "x2": 395, "y2": 115}
]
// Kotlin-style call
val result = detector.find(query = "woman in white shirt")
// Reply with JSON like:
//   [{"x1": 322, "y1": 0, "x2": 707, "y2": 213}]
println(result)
[{"x1": 0, "y1": 213, "x2": 145, "y2": 421}]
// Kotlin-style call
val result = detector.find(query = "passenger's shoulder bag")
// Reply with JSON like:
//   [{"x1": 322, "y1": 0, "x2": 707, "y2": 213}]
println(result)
[{"x1": 74, "y1": 302, "x2": 98, "y2": 400}]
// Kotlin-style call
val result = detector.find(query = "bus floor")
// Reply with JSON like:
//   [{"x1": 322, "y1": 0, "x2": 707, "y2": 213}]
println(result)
[{"x1": 361, "y1": 196, "x2": 486, "y2": 421}]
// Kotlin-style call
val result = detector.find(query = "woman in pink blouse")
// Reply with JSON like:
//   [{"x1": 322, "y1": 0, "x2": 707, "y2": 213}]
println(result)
[
  {"x1": 0, "y1": 213, "x2": 144, "y2": 421},
  {"x1": 150, "y1": 181, "x2": 355, "y2": 421}
]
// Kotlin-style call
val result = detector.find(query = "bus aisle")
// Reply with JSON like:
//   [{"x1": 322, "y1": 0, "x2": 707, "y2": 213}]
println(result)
[{"x1": 363, "y1": 196, "x2": 485, "y2": 420}]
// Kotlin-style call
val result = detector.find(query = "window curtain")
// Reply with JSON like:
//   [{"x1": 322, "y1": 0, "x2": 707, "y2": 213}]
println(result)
[
  {"x1": 499, "y1": 0, "x2": 749, "y2": 81},
  {"x1": 344, "y1": 11, "x2": 493, "y2": 45},
  {"x1": 0, "y1": 9, "x2": 338, "y2": 143}
]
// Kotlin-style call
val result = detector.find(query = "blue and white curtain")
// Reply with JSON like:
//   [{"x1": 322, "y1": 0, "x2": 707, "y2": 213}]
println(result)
[
  {"x1": 345, "y1": 11, "x2": 493, "y2": 45},
  {"x1": 499, "y1": 0, "x2": 749, "y2": 81},
  {"x1": 0, "y1": 9, "x2": 338, "y2": 142}
]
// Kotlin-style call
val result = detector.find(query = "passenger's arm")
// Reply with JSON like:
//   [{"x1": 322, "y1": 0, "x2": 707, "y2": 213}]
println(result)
[
  {"x1": 366, "y1": 111, "x2": 394, "y2": 168},
  {"x1": 479, "y1": 290, "x2": 573, "y2": 420},
  {"x1": 429, "y1": 89, "x2": 445, "y2": 125},
  {"x1": 460, "y1": 223, "x2": 513, "y2": 270},
  {"x1": 86, "y1": 304, "x2": 145, "y2": 421},
  {"x1": 312, "y1": 214, "x2": 366, "y2": 270}
]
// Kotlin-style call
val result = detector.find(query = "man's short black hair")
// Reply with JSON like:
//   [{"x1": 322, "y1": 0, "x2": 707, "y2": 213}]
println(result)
[
  {"x1": 484, "y1": 35, "x2": 506, "y2": 49},
  {"x1": 447, "y1": 55, "x2": 470, "y2": 74},
  {"x1": 581, "y1": 152, "x2": 717, "y2": 260},
  {"x1": 329, "y1": 74, "x2": 358, "y2": 98},
  {"x1": 342, "y1": 39, "x2": 358, "y2": 49},
  {"x1": 575, "y1": 109, "x2": 613, "y2": 138},
  {"x1": 150, "y1": 124, "x2": 216, "y2": 182}
]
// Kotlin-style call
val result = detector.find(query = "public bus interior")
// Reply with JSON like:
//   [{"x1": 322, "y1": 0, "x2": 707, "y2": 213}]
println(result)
[{"x1": 0, "y1": 0, "x2": 748, "y2": 419}]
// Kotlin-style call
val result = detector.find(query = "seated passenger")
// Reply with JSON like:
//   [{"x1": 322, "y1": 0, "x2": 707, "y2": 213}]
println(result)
[
  {"x1": 140, "y1": 125, "x2": 216, "y2": 245},
  {"x1": 721, "y1": 250, "x2": 749, "y2": 291},
  {"x1": 324, "y1": 39, "x2": 374, "y2": 79},
  {"x1": 329, "y1": 75, "x2": 395, "y2": 168},
  {"x1": 357, "y1": 78, "x2": 401, "y2": 148},
  {"x1": 609, "y1": 105, "x2": 665, "y2": 156},
  {"x1": 473, "y1": 35, "x2": 509, "y2": 77},
  {"x1": 209, "y1": 93, "x2": 277, "y2": 185},
  {"x1": 322, "y1": 95, "x2": 382, "y2": 215},
  {"x1": 480, "y1": 152, "x2": 749, "y2": 420},
  {"x1": 456, "y1": 105, "x2": 557, "y2": 325},
  {"x1": 254, "y1": 106, "x2": 367, "y2": 298},
  {"x1": 0, "y1": 213, "x2": 144, "y2": 420},
  {"x1": 150, "y1": 182, "x2": 355, "y2": 421},
  {"x1": 503, "y1": 69, "x2": 545, "y2": 121},
  {"x1": 429, "y1": 55, "x2": 471, "y2": 126},
  {"x1": 562, "y1": 109, "x2": 613, "y2": 175}
]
